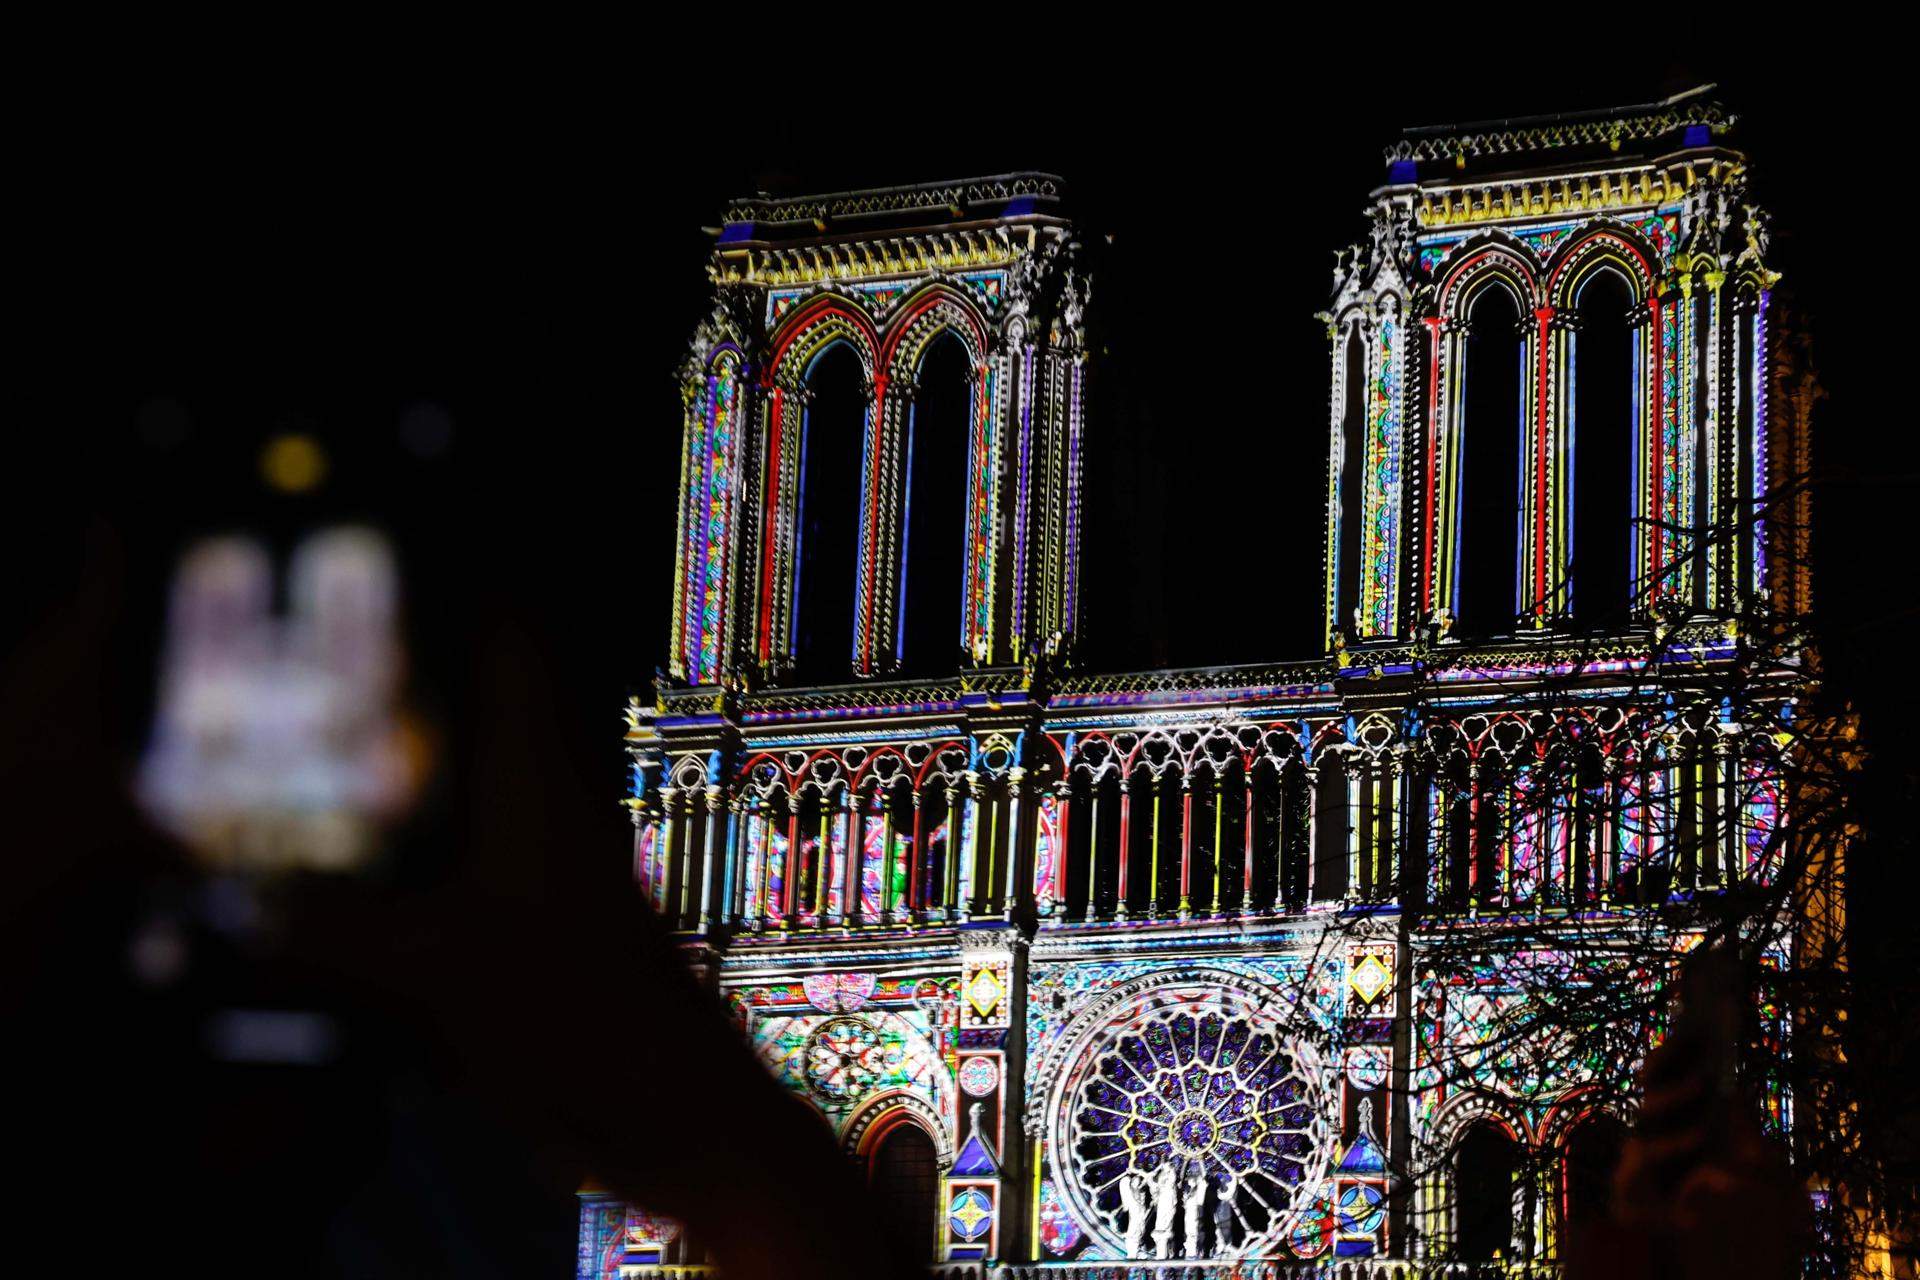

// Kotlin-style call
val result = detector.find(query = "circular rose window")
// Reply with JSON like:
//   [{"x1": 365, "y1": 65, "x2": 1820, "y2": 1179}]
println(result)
[
  {"x1": 803, "y1": 1017, "x2": 894, "y2": 1102},
  {"x1": 1060, "y1": 992, "x2": 1332, "y2": 1259}
]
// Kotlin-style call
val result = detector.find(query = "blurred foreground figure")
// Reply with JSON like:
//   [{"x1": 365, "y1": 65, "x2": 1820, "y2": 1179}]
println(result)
[
  {"x1": 1567, "y1": 948, "x2": 1808, "y2": 1280},
  {"x1": 7, "y1": 527, "x2": 912, "y2": 1279}
]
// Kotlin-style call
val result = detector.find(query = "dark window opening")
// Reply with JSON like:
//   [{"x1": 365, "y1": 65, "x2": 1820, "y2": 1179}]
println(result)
[
  {"x1": 1271, "y1": 765, "x2": 1310, "y2": 911},
  {"x1": 920, "y1": 787, "x2": 952, "y2": 913},
  {"x1": 1572, "y1": 270, "x2": 1636, "y2": 627},
  {"x1": 1445, "y1": 786, "x2": 1472, "y2": 911},
  {"x1": 1190, "y1": 770, "x2": 1218, "y2": 913},
  {"x1": 793, "y1": 344, "x2": 866, "y2": 683},
  {"x1": 1573, "y1": 748, "x2": 1606, "y2": 902},
  {"x1": 1562, "y1": 1114, "x2": 1626, "y2": 1234},
  {"x1": 1474, "y1": 783, "x2": 1505, "y2": 908},
  {"x1": 1088, "y1": 773, "x2": 1122, "y2": 919},
  {"x1": 1735, "y1": 305, "x2": 1758, "y2": 605},
  {"x1": 1153, "y1": 776, "x2": 1181, "y2": 909},
  {"x1": 899, "y1": 333, "x2": 971, "y2": 675},
  {"x1": 869, "y1": 1120, "x2": 938, "y2": 1264},
  {"x1": 1313, "y1": 757, "x2": 1349, "y2": 901},
  {"x1": 1062, "y1": 775, "x2": 1093, "y2": 921},
  {"x1": 1456, "y1": 1122, "x2": 1518, "y2": 1261},
  {"x1": 1459, "y1": 286, "x2": 1523, "y2": 635}
]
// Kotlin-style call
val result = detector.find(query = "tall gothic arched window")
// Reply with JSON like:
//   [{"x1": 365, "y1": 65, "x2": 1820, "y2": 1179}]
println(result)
[
  {"x1": 1094, "y1": 769, "x2": 1123, "y2": 919},
  {"x1": 869, "y1": 1118, "x2": 939, "y2": 1263},
  {"x1": 793, "y1": 343, "x2": 866, "y2": 683},
  {"x1": 1336, "y1": 326, "x2": 1366, "y2": 637},
  {"x1": 898, "y1": 332, "x2": 971, "y2": 675},
  {"x1": 1455, "y1": 1121, "x2": 1519, "y2": 1261},
  {"x1": 1313, "y1": 756, "x2": 1350, "y2": 901},
  {"x1": 1571, "y1": 269, "x2": 1636, "y2": 627},
  {"x1": 1457, "y1": 284, "x2": 1523, "y2": 636},
  {"x1": 1560, "y1": 1112, "x2": 1625, "y2": 1238}
]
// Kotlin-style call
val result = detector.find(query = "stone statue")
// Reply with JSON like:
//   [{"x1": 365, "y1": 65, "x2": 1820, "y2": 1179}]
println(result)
[
  {"x1": 1741, "y1": 203, "x2": 1772, "y2": 263},
  {"x1": 1181, "y1": 1160, "x2": 1207, "y2": 1257},
  {"x1": 1211, "y1": 1179, "x2": 1236, "y2": 1257},
  {"x1": 1118, "y1": 1169, "x2": 1149, "y2": 1258},
  {"x1": 1150, "y1": 1161, "x2": 1178, "y2": 1259},
  {"x1": 1368, "y1": 204, "x2": 1392, "y2": 263}
]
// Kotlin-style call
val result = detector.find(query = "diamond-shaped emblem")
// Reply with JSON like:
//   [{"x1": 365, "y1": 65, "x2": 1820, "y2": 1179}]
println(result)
[
  {"x1": 1349, "y1": 953, "x2": 1390, "y2": 1006},
  {"x1": 949, "y1": 1187, "x2": 992, "y2": 1240},
  {"x1": 966, "y1": 967, "x2": 1005, "y2": 1019}
]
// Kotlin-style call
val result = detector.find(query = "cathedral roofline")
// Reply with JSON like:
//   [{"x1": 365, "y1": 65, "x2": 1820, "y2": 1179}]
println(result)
[
  {"x1": 712, "y1": 172, "x2": 1068, "y2": 248},
  {"x1": 1381, "y1": 84, "x2": 1738, "y2": 178}
]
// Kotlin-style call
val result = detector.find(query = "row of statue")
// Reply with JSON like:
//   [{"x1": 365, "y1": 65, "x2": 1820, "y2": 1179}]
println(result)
[{"x1": 1115, "y1": 1160, "x2": 1237, "y2": 1259}]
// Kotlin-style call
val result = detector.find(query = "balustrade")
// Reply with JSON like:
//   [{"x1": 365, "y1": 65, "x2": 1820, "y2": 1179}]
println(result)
[{"x1": 632, "y1": 717, "x2": 1782, "y2": 933}]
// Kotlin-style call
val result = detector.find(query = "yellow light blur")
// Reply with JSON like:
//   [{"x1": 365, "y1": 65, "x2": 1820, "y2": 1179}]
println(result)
[{"x1": 261, "y1": 434, "x2": 328, "y2": 493}]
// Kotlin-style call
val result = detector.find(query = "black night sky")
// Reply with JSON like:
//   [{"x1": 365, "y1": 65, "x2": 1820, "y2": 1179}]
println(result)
[{"x1": 12, "y1": 28, "x2": 1917, "y2": 1275}]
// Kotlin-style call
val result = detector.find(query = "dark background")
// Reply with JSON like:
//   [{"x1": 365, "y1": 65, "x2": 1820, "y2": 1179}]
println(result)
[{"x1": 13, "y1": 29, "x2": 1915, "y2": 1270}]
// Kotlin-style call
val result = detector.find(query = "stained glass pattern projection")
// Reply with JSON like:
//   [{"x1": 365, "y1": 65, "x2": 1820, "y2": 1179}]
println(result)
[
  {"x1": 1359, "y1": 314, "x2": 1403, "y2": 637},
  {"x1": 860, "y1": 814, "x2": 886, "y2": 918},
  {"x1": 1064, "y1": 998, "x2": 1332, "y2": 1258}
]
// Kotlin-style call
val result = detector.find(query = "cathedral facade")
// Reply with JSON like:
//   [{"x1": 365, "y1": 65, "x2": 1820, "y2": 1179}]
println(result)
[{"x1": 582, "y1": 91, "x2": 1818, "y2": 1277}]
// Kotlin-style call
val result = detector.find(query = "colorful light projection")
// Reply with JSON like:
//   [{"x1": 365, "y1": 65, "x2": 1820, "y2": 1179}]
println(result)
[
  {"x1": 1358, "y1": 309, "x2": 1405, "y2": 638},
  {"x1": 619, "y1": 121, "x2": 1807, "y2": 1273},
  {"x1": 670, "y1": 349, "x2": 744, "y2": 684},
  {"x1": 663, "y1": 211, "x2": 1087, "y2": 689}
]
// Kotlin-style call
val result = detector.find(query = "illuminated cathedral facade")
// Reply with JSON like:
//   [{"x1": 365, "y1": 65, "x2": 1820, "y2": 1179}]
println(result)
[{"x1": 583, "y1": 91, "x2": 1818, "y2": 1277}]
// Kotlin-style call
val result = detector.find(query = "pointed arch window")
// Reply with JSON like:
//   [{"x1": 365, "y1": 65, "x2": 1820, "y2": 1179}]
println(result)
[
  {"x1": 1334, "y1": 326, "x2": 1366, "y2": 639},
  {"x1": 1455, "y1": 1121, "x2": 1520, "y2": 1261},
  {"x1": 1456, "y1": 282, "x2": 1525, "y2": 635},
  {"x1": 1570, "y1": 268, "x2": 1637, "y2": 627},
  {"x1": 1560, "y1": 1112, "x2": 1625, "y2": 1238},
  {"x1": 868, "y1": 1116, "x2": 939, "y2": 1264},
  {"x1": 792, "y1": 342, "x2": 867, "y2": 683},
  {"x1": 897, "y1": 331, "x2": 972, "y2": 675}
]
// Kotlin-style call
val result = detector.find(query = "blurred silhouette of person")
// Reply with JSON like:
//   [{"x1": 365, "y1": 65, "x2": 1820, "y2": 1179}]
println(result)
[
  {"x1": 7, "y1": 515, "x2": 914, "y2": 1279},
  {"x1": 1566, "y1": 947, "x2": 1808, "y2": 1280}
]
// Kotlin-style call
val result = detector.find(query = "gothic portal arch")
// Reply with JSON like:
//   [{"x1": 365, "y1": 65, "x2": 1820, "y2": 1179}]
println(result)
[
  {"x1": 846, "y1": 1089, "x2": 955, "y2": 1170},
  {"x1": 859, "y1": 1105, "x2": 944, "y2": 1264}
]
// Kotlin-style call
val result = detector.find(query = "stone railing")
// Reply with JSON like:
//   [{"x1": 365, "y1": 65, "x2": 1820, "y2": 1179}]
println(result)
[
  {"x1": 614, "y1": 1260, "x2": 1560, "y2": 1280},
  {"x1": 611, "y1": 1264, "x2": 988, "y2": 1279},
  {"x1": 990, "y1": 1263, "x2": 1562, "y2": 1280}
]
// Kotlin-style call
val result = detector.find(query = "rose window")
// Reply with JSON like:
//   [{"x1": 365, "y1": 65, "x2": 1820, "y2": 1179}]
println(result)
[
  {"x1": 1065, "y1": 1001, "x2": 1331, "y2": 1256},
  {"x1": 803, "y1": 1017, "x2": 898, "y2": 1103}
]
